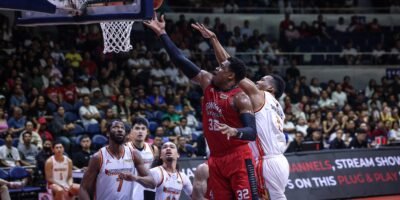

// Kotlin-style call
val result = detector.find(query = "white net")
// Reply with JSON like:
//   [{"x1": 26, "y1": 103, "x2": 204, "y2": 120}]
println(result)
[{"x1": 100, "y1": 21, "x2": 134, "y2": 53}]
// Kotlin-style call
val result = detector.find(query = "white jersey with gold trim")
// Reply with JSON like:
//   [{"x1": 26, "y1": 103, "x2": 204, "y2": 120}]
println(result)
[
  {"x1": 95, "y1": 145, "x2": 136, "y2": 200},
  {"x1": 150, "y1": 166, "x2": 192, "y2": 200}
]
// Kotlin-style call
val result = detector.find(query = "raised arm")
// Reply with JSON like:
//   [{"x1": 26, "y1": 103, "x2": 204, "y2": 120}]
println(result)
[
  {"x1": 143, "y1": 13, "x2": 212, "y2": 91},
  {"x1": 239, "y1": 78, "x2": 264, "y2": 111},
  {"x1": 191, "y1": 23, "x2": 230, "y2": 64},
  {"x1": 79, "y1": 153, "x2": 101, "y2": 200}
]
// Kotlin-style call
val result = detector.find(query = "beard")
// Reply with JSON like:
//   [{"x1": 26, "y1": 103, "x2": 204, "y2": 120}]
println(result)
[
  {"x1": 166, "y1": 156, "x2": 174, "y2": 162},
  {"x1": 110, "y1": 133, "x2": 125, "y2": 145}
]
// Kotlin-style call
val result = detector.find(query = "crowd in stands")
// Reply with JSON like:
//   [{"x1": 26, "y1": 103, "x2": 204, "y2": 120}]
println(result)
[
  {"x1": 0, "y1": 8, "x2": 399, "y2": 196},
  {"x1": 165, "y1": 0, "x2": 400, "y2": 14}
]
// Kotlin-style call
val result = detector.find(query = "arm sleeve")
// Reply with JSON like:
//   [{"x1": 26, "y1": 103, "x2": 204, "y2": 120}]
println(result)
[
  {"x1": 236, "y1": 113, "x2": 257, "y2": 141},
  {"x1": 159, "y1": 34, "x2": 201, "y2": 79}
]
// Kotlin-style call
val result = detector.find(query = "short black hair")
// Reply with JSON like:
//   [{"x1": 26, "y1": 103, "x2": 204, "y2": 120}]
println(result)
[
  {"x1": 227, "y1": 57, "x2": 246, "y2": 83},
  {"x1": 52, "y1": 140, "x2": 63, "y2": 148},
  {"x1": 131, "y1": 117, "x2": 149, "y2": 128},
  {"x1": 107, "y1": 119, "x2": 125, "y2": 131},
  {"x1": 271, "y1": 74, "x2": 285, "y2": 98},
  {"x1": 22, "y1": 131, "x2": 32, "y2": 137},
  {"x1": 80, "y1": 134, "x2": 91, "y2": 142}
]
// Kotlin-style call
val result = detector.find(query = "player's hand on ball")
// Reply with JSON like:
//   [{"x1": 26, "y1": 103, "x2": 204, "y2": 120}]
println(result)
[
  {"x1": 191, "y1": 23, "x2": 216, "y2": 39},
  {"x1": 216, "y1": 122, "x2": 238, "y2": 140},
  {"x1": 143, "y1": 12, "x2": 166, "y2": 36},
  {"x1": 119, "y1": 172, "x2": 137, "y2": 182}
]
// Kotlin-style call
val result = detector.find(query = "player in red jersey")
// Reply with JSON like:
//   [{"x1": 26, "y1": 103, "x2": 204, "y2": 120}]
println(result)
[{"x1": 144, "y1": 14, "x2": 259, "y2": 199}]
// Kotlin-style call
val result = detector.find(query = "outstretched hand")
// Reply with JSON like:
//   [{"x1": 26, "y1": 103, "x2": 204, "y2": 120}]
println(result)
[
  {"x1": 119, "y1": 172, "x2": 137, "y2": 182},
  {"x1": 143, "y1": 12, "x2": 166, "y2": 36},
  {"x1": 216, "y1": 122, "x2": 238, "y2": 140},
  {"x1": 191, "y1": 23, "x2": 216, "y2": 39}
]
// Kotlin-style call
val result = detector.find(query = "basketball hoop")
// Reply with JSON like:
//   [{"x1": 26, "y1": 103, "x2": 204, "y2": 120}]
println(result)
[{"x1": 100, "y1": 20, "x2": 134, "y2": 53}]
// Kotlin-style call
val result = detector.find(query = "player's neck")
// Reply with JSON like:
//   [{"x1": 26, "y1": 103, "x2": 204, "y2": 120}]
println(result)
[
  {"x1": 214, "y1": 82, "x2": 237, "y2": 92},
  {"x1": 108, "y1": 143, "x2": 124, "y2": 159},
  {"x1": 54, "y1": 154, "x2": 64, "y2": 162},
  {"x1": 133, "y1": 140, "x2": 144, "y2": 149},
  {"x1": 162, "y1": 162, "x2": 177, "y2": 173}
]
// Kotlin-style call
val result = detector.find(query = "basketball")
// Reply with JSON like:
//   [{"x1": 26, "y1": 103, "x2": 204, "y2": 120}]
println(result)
[{"x1": 154, "y1": 0, "x2": 163, "y2": 10}]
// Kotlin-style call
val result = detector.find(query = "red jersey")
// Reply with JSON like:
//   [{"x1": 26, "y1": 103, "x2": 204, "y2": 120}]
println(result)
[{"x1": 202, "y1": 85, "x2": 249, "y2": 156}]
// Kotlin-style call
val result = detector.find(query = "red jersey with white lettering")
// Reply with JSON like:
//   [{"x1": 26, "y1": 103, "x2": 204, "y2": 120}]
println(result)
[{"x1": 202, "y1": 85, "x2": 249, "y2": 156}]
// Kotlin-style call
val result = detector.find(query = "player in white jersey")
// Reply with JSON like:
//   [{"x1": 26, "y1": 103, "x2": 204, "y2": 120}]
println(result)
[
  {"x1": 127, "y1": 117, "x2": 159, "y2": 200},
  {"x1": 239, "y1": 76, "x2": 289, "y2": 200},
  {"x1": 150, "y1": 142, "x2": 193, "y2": 200},
  {"x1": 79, "y1": 120, "x2": 156, "y2": 200},
  {"x1": 192, "y1": 24, "x2": 289, "y2": 200},
  {"x1": 45, "y1": 141, "x2": 79, "y2": 200}
]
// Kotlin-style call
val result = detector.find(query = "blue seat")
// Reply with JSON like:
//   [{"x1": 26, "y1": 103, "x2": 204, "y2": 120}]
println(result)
[
  {"x1": 61, "y1": 101, "x2": 75, "y2": 112},
  {"x1": 70, "y1": 124, "x2": 85, "y2": 136},
  {"x1": 0, "y1": 138, "x2": 5, "y2": 146},
  {"x1": 12, "y1": 138, "x2": 19, "y2": 147},
  {"x1": 9, "y1": 167, "x2": 42, "y2": 193},
  {"x1": 0, "y1": 168, "x2": 9, "y2": 180},
  {"x1": 65, "y1": 111, "x2": 79, "y2": 123},
  {"x1": 148, "y1": 121, "x2": 159, "y2": 134},
  {"x1": 92, "y1": 134, "x2": 108, "y2": 149},
  {"x1": 86, "y1": 124, "x2": 101, "y2": 136}
]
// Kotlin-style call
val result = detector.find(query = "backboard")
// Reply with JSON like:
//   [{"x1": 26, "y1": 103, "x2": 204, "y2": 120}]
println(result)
[
  {"x1": 11, "y1": 0, "x2": 153, "y2": 26},
  {"x1": 0, "y1": 0, "x2": 56, "y2": 13}
]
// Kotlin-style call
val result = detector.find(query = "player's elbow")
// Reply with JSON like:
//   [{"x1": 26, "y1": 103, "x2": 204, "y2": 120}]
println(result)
[{"x1": 247, "y1": 129, "x2": 257, "y2": 141}]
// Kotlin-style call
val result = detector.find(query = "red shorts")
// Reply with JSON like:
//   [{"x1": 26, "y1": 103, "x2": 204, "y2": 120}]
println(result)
[{"x1": 206, "y1": 145, "x2": 258, "y2": 200}]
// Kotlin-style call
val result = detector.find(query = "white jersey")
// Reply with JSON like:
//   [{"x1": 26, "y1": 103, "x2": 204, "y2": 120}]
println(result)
[
  {"x1": 51, "y1": 155, "x2": 69, "y2": 187},
  {"x1": 250, "y1": 92, "x2": 287, "y2": 159},
  {"x1": 96, "y1": 146, "x2": 136, "y2": 200},
  {"x1": 128, "y1": 142, "x2": 156, "y2": 200},
  {"x1": 150, "y1": 166, "x2": 193, "y2": 200}
]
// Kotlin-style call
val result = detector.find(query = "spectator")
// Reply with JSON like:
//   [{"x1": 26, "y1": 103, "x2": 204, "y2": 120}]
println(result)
[
  {"x1": 348, "y1": 16, "x2": 365, "y2": 32},
  {"x1": 335, "y1": 17, "x2": 348, "y2": 33},
  {"x1": 388, "y1": 121, "x2": 400, "y2": 142},
  {"x1": 181, "y1": 105, "x2": 198, "y2": 132},
  {"x1": 309, "y1": 77, "x2": 322, "y2": 97},
  {"x1": 298, "y1": 21, "x2": 312, "y2": 37},
  {"x1": 72, "y1": 135, "x2": 93, "y2": 170},
  {"x1": 9, "y1": 84, "x2": 28, "y2": 111},
  {"x1": 279, "y1": 13, "x2": 295, "y2": 32},
  {"x1": 331, "y1": 84, "x2": 347, "y2": 109},
  {"x1": 17, "y1": 131, "x2": 39, "y2": 165},
  {"x1": 112, "y1": 94, "x2": 131, "y2": 123},
  {"x1": 241, "y1": 20, "x2": 253, "y2": 37},
  {"x1": 283, "y1": 112, "x2": 296, "y2": 136},
  {"x1": 162, "y1": 105, "x2": 181, "y2": 125},
  {"x1": 59, "y1": 76, "x2": 78, "y2": 110},
  {"x1": 18, "y1": 121, "x2": 43, "y2": 149},
  {"x1": 225, "y1": 0, "x2": 239, "y2": 13},
  {"x1": 152, "y1": 136, "x2": 163, "y2": 150},
  {"x1": 28, "y1": 95, "x2": 53, "y2": 125},
  {"x1": 7, "y1": 106, "x2": 26, "y2": 136},
  {"x1": 65, "y1": 48, "x2": 82, "y2": 69},
  {"x1": 177, "y1": 136, "x2": 195, "y2": 158},
  {"x1": 79, "y1": 95, "x2": 101, "y2": 129},
  {"x1": 370, "y1": 121, "x2": 388, "y2": 141},
  {"x1": 35, "y1": 139, "x2": 53, "y2": 176},
  {"x1": 50, "y1": 106, "x2": 76, "y2": 152},
  {"x1": 318, "y1": 90, "x2": 336, "y2": 110},
  {"x1": 0, "y1": 133, "x2": 23, "y2": 167},
  {"x1": 372, "y1": 43, "x2": 386, "y2": 64},
  {"x1": 368, "y1": 18, "x2": 381, "y2": 32},
  {"x1": 174, "y1": 117, "x2": 193, "y2": 140},
  {"x1": 45, "y1": 142, "x2": 80, "y2": 200},
  {"x1": 0, "y1": 107, "x2": 8, "y2": 137},
  {"x1": 341, "y1": 41, "x2": 361, "y2": 65},
  {"x1": 390, "y1": 40, "x2": 400, "y2": 65},
  {"x1": 329, "y1": 129, "x2": 347, "y2": 149},
  {"x1": 38, "y1": 117, "x2": 54, "y2": 141},
  {"x1": 349, "y1": 128, "x2": 370, "y2": 149},
  {"x1": 285, "y1": 132, "x2": 304, "y2": 153},
  {"x1": 146, "y1": 86, "x2": 167, "y2": 110},
  {"x1": 295, "y1": 117, "x2": 308, "y2": 137},
  {"x1": 306, "y1": 129, "x2": 324, "y2": 150},
  {"x1": 100, "y1": 108, "x2": 116, "y2": 135}
]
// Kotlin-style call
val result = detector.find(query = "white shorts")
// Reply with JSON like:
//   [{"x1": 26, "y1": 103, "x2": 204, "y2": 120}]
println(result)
[{"x1": 255, "y1": 154, "x2": 290, "y2": 200}]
